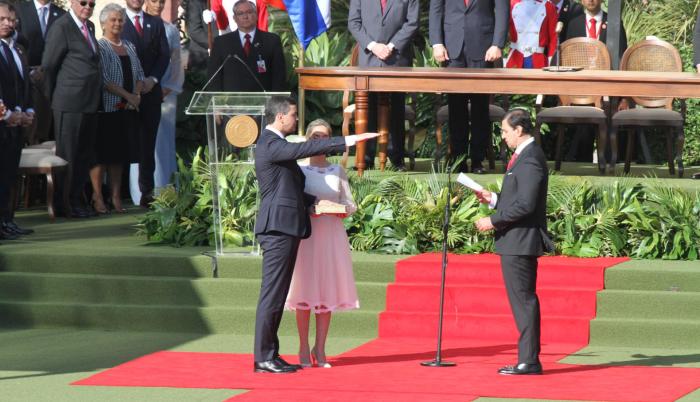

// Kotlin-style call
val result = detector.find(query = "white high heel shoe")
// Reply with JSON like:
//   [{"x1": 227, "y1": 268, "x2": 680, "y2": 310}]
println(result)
[{"x1": 311, "y1": 347, "x2": 332, "y2": 368}]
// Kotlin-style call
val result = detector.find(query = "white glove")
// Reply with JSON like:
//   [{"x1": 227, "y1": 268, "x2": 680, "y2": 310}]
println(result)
[{"x1": 202, "y1": 9, "x2": 216, "y2": 24}]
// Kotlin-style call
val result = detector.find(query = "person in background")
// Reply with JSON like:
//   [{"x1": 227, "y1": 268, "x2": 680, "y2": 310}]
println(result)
[
  {"x1": 506, "y1": 0, "x2": 558, "y2": 69},
  {"x1": 121, "y1": 0, "x2": 170, "y2": 208},
  {"x1": 90, "y1": 3, "x2": 144, "y2": 214},
  {"x1": 16, "y1": 0, "x2": 65, "y2": 144},
  {"x1": 429, "y1": 0, "x2": 509, "y2": 174},
  {"x1": 348, "y1": 0, "x2": 419, "y2": 171},
  {"x1": 144, "y1": 0, "x2": 183, "y2": 194},
  {"x1": 41, "y1": 0, "x2": 101, "y2": 218},
  {"x1": 185, "y1": 0, "x2": 215, "y2": 70},
  {"x1": 285, "y1": 119, "x2": 359, "y2": 369},
  {"x1": 474, "y1": 109, "x2": 553, "y2": 375},
  {"x1": 0, "y1": 1, "x2": 34, "y2": 238}
]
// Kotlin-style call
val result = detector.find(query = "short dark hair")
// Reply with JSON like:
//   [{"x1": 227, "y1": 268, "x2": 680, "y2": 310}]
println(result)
[
  {"x1": 503, "y1": 108, "x2": 533, "y2": 134},
  {"x1": 264, "y1": 96, "x2": 297, "y2": 124},
  {"x1": 0, "y1": 1, "x2": 16, "y2": 13}
]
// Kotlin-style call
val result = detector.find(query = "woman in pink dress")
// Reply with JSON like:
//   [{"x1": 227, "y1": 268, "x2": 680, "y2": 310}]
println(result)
[{"x1": 285, "y1": 119, "x2": 359, "y2": 368}]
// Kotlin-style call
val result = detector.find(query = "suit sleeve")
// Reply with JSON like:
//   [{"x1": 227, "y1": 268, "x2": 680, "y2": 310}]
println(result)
[
  {"x1": 695, "y1": 11, "x2": 700, "y2": 67},
  {"x1": 493, "y1": 0, "x2": 510, "y2": 48},
  {"x1": 388, "y1": 0, "x2": 420, "y2": 53},
  {"x1": 206, "y1": 36, "x2": 224, "y2": 91},
  {"x1": 265, "y1": 136, "x2": 345, "y2": 164},
  {"x1": 428, "y1": 0, "x2": 445, "y2": 46},
  {"x1": 187, "y1": 0, "x2": 210, "y2": 50},
  {"x1": 348, "y1": 0, "x2": 374, "y2": 49},
  {"x1": 490, "y1": 157, "x2": 545, "y2": 231},
  {"x1": 41, "y1": 22, "x2": 67, "y2": 101},
  {"x1": 269, "y1": 34, "x2": 287, "y2": 91},
  {"x1": 151, "y1": 21, "x2": 171, "y2": 81}
]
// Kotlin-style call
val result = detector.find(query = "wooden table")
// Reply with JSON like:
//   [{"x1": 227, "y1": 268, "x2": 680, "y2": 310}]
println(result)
[{"x1": 297, "y1": 66, "x2": 700, "y2": 175}]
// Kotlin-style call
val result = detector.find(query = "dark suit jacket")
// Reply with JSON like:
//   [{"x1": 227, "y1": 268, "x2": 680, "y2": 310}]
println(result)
[
  {"x1": 121, "y1": 12, "x2": 170, "y2": 81},
  {"x1": 0, "y1": 40, "x2": 32, "y2": 112},
  {"x1": 16, "y1": 1, "x2": 65, "y2": 67},
  {"x1": 207, "y1": 29, "x2": 286, "y2": 92},
  {"x1": 41, "y1": 13, "x2": 101, "y2": 113},
  {"x1": 186, "y1": 0, "x2": 216, "y2": 69},
  {"x1": 491, "y1": 141, "x2": 552, "y2": 256},
  {"x1": 348, "y1": 0, "x2": 419, "y2": 67},
  {"x1": 556, "y1": 0, "x2": 582, "y2": 43},
  {"x1": 254, "y1": 129, "x2": 345, "y2": 238},
  {"x1": 428, "y1": 0, "x2": 509, "y2": 61},
  {"x1": 564, "y1": 11, "x2": 628, "y2": 58},
  {"x1": 694, "y1": 11, "x2": 700, "y2": 68}
]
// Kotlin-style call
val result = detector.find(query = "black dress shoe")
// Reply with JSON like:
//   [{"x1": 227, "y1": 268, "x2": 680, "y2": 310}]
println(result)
[
  {"x1": 0, "y1": 228, "x2": 20, "y2": 240},
  {"x1": 253, "y1": 360, "x2": 297, "y2": 373},
  {"x1": 471, "y1": 164, "x2": 486, "y2": 175},
  {"x1": 3, "y1": 221, "x2": 34, "y2": 235},
  {"x1": 140, "y1": 193, "x2": 154, "y2": 208},
  {"x1": 275, "y1": 356, "x2": 303, "y2": 370},
  {"x1": 498, "y1": 362, "x2": 543, "y2": 375},
  {"x1": 70, "y1": 207, "x2": 92, "y2": 218}
]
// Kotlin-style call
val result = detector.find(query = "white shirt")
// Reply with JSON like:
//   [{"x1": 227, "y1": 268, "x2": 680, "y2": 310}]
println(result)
[
  {"x1": 584, "y1": 10, "x2": 603, "y2": 39},
  {"x1": 489, "y1": 136, "x2": 535, "y2": 209},
  {"x1": 238, "y1": 29, "x2": 256, "y2": 48},
  {"x1": 33, "y1": 0, "x2": 50, "y2": 25}
]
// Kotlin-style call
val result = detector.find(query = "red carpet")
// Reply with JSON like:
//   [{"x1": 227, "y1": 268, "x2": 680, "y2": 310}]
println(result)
[{"x1": 73, "y1": 254, "x2": 700, "y2": 401}]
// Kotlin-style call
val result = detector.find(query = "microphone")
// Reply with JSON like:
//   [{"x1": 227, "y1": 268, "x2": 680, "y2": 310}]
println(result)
[
  {"x1": 233, "y1": 54, "x2": 266, "y2": 92},
  {"x1": 200, "y1": 54, "x2": 232, "y2": 92}
]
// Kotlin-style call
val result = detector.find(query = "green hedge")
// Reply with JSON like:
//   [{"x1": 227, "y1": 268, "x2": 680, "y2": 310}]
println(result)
[{"x1": 138, "y1": 148, "x2": 700, "y2": 260}]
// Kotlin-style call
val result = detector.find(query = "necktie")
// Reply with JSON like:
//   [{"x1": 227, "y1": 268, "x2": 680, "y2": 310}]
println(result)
[
  {"x1": 134, "y1": 15, "x2": 143, "y2": 36},
  {"x1": 464, "y1": 0, "x2": 470, "y2": 7},
  {"x1": 81, "y1": 23, "x2": 94, "y2": 52},
  {"x1": 39, "y1": 6, "x2": 48, "y2": 38},
  {"x1": 243, "y1": 33, "x2": 251, "y2": 57},
  {"x1": 506, "y1": 152, "x2": 519, "y2": 170},
  {"x1": 1, "y1": 41, "x2": 21, "y2": 79},
  {"x1": 588, "y1": 18, "x2": 598, "y2": 40},
  {"x1": 380, "y1": 0, "x2": 387, "y2": 14}
]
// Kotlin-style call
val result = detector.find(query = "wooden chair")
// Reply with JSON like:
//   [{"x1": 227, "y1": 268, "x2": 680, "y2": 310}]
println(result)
[
  {"x1": 611, "y1": 39, "x2": 685, "y2": 177},
  {"x1": 534, "y1": 38, "x2": 611, "y2": 174},
  {"x1": 341, "y1": 44, "x2": 418, "y2": 169},
  {"x1": 16, "y1": 142, "x2": 67, "y2": 222}
]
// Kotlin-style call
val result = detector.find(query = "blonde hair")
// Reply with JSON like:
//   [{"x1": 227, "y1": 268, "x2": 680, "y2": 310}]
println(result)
[{"x1": 305, "y1": 119, "x2": 332, "y2": 139}]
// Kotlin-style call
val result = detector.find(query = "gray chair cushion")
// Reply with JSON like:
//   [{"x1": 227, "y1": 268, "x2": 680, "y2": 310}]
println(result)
[
  {"x1": 537, "y1": 106, "x2": 606, "y2": 121},
  {"x1": 437, "y1": 104, "x2": 506, "y2": 124},
  {"x1": 612, "y1": 108, "x2": 682, "y2": 126},
  {"x1": 19, "y1": 149, "x2": 68, "y2": 169}
]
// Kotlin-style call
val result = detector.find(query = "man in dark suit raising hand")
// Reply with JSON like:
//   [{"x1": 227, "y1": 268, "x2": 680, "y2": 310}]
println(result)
[
  {"x1": 474, "y1": 109, "x2": 553, "y2": 375},
  {"x1": 252, "y1": 96, "x2": 378, "y2": 373}
]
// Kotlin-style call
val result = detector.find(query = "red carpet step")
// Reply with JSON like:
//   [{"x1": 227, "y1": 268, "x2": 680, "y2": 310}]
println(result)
[{"x1": 380, "y1": 253, "x2": 629, "y2": 344}]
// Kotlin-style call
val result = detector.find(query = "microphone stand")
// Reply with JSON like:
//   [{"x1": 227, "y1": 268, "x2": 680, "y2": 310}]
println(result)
[{"x1": 421, "y1": 165, "x2": 456, "y2": 368}]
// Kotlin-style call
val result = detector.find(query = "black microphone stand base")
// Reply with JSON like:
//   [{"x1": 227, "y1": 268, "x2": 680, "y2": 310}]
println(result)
[{"x1": 421, "y1": 360, "x2": 456, "y2": 367}]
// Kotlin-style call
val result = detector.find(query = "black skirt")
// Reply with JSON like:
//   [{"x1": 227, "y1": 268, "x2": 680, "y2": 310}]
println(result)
[{"x1": 95, "y1": 109, "x2": 140, "y2": 164}]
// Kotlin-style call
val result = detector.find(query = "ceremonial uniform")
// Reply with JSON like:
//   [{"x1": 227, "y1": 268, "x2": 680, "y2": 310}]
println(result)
[{"x1": 506, "y1": 0, "x2": 558, "y2": 68}]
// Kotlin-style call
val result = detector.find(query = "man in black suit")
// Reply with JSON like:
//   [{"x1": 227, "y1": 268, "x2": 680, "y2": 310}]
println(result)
[
  {"x1": 41, "y1": 0, "x2": 101, "y2": 218},
  {"x1": 429, "y1": 0, "x2": 509, "y2": 174},
  {"x1": 348, "y1": 0, "x2": 419, "y2": 170},
  {"x1": 252, "y1": 96, "x2": 377, "y2": 373},
  {"x1": 475, "y1": 109, "x2": 553, "y2": 375},
  {"x1": 15, "y1": 0, "x2": 64, "y2": 144},
  {"x1": 185, "y1": 0, "x2": 215, "y2": 71},
  {"x1": 551, "y1": 0, "x2": 581, "y2": 43},
  {"x1": 121, "y1": 0, "x2": 170, "y2": 207},
  {"x1": 0, "y1": 1, "x2": 34, "y2": 238},
  {"x1": 562, "y1": 0, "x2": 627, "y2": 163},
  {"x1": 207, "y1": 0, "x2": 286, "y2": 92}
]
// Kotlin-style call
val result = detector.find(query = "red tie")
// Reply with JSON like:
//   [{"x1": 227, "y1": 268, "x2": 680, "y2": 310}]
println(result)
[
  {"x1": 134, "y1": 15, "x2": 143, "y2": 36},
  {"x1": 243, "y1": 33, "x2": 251, "y2": 57},
  {"x1": 381, "y1": 0, "x2": 387, "y2": 13},
  {"x1": 80, "y1": 23, "x2": 94, "y2": 52},
  {"x1": 507, "y1": 153, "x2": 519, "y2": 170},
  {"x1": 588, "y1": 18, "x2": 598, "y2": 40},
  {"x1": 464, "y1": 0, "x2": 469, "y2": 7}
]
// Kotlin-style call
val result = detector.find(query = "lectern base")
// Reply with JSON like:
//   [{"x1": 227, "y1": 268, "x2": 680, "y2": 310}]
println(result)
[{"x1": 421, "y1": 360, "x2": 457, "y2": 367}]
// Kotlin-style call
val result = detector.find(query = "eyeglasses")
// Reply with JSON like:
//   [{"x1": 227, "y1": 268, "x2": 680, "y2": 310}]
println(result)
[{"x1": 79, "y1": 1, "x2": 96, "y2": 8}]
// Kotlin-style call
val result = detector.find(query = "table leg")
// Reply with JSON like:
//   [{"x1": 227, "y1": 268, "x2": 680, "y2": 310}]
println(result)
[
  {"x1": 354, "y1": 91, "x2": 369, "y2": 176},
  {"x1": 377, "y1": 93, "x2": 390, "y2": 171}
]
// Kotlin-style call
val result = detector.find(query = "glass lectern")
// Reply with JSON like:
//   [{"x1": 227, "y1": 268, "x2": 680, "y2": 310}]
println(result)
[{"x1": 186, "y1": 91, "x2": 290, "y2": 258}]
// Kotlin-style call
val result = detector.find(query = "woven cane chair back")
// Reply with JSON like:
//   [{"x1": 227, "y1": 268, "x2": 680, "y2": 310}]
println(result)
[
  {"x1": 559, "y1": 38, "x2": 611, "y2": 107},
  {"x1": 620, "y1": 39, "x2": 682, "y2": 109}
]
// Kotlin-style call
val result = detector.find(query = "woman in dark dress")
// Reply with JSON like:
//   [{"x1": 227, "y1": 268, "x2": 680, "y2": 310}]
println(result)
[{"x1": 90, "y1": 3, "x2": 145, "y2": 213}]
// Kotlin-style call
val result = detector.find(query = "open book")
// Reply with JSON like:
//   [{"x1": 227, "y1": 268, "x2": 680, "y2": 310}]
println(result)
[
  {"x1": 314, "y1": 199, "x2": 347, "y2": 215},
  {"x1": 456, "y1": 173, "x2": 484, "y2": 192}
]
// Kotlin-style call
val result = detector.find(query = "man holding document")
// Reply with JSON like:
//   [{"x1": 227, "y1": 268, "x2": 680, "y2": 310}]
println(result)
[{"x1": 462, "y1": 109, "x2": 553, "y2": 375}]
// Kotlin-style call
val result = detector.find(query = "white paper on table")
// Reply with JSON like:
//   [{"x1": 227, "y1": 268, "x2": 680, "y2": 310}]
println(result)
[{"x1": 457, "y1": 173, "x2": 484, "y2": 192}]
